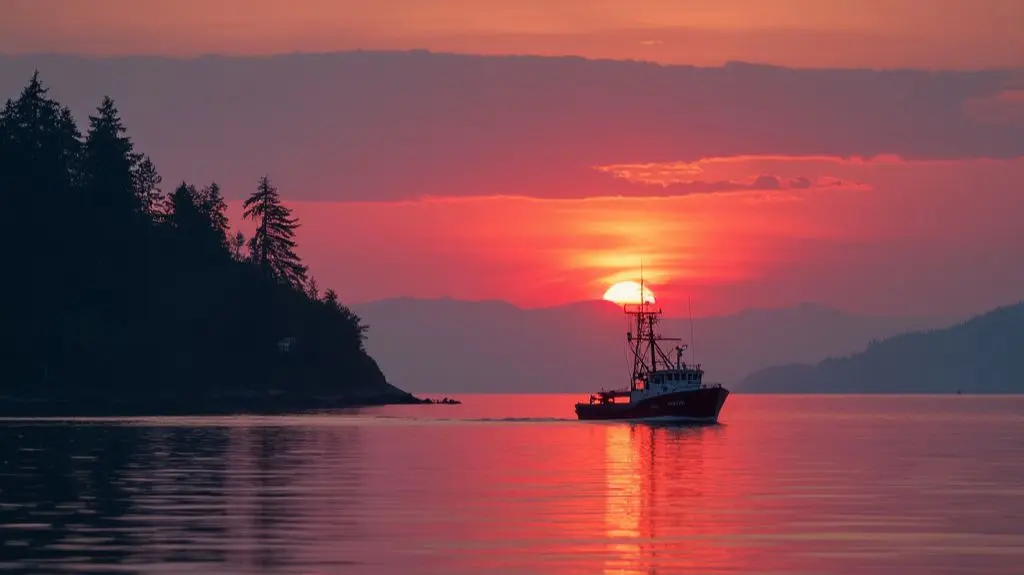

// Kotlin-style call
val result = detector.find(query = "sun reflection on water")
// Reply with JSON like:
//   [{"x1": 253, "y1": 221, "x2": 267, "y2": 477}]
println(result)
[
  {"x1": 602, "y1": 423, "x2": 737, "y2": 574},
  {"x1": 604, "y1": 425, "x2": 644, "y2": 574}
]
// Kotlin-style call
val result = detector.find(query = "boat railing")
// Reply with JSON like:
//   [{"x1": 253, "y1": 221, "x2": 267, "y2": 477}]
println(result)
[{"x1": 596, "y1": 388, "x2": 631, "y2": 398}]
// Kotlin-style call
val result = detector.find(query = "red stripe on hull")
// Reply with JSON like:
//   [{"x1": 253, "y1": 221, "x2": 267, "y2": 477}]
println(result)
[{"x1": 574, "y1": 386, "x2": 729, "y2": 422}]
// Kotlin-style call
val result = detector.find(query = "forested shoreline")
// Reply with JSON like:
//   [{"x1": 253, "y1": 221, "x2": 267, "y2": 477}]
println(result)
[{"x1": 0, "y1": 73, "x2": 421, "y2": 414}]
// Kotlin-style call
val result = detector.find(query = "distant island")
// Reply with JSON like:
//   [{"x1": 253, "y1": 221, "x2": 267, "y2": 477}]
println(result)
[
  {"x1": 737, "y1": 301, "x2": 1024, "y2": 393},
  {"x1": 0, "y1": 73, "x2": 425, "y2": 416}
]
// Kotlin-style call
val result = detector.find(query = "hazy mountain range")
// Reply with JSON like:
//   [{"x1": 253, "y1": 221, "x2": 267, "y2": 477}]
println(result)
[
  {"x1": 353, "y1": 298, "x2": 954, "y2": 393},
  {"x1": 738, "y1": 300, "x2": 1024, "y2": 394}
]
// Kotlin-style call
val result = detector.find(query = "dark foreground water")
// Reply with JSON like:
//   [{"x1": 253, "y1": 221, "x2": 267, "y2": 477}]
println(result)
[{"x1": 1, "y1": 395, "x2": 1023, "y2": 575}]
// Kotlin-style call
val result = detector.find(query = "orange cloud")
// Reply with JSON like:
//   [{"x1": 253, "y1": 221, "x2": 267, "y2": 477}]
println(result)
[
  {"x1": 594, "y1": 155, "x2": 887, "y2": 195},
  {"x1": 594, "y1": 166, "x2": 865, "y2": 194}
]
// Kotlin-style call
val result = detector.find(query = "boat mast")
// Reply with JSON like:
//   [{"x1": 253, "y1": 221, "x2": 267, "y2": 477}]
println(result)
[
  {"x1": 688, "y1": 294, "x2": 696, "y2": 366},
  {"x1": 642, "y1": 263, "x2": 664, "y2": 374},
  {"x1": 630, "y1": 264, "x2": 644, "y2": 390},
  {"x1": 641, "y1": 264, "x2": 654, "y2": 373},
  {"x1": 640, "y1": 264, "x2": 663, "y2": 375},
  {"x1": 625, "y1": 262, "x2": 682, "y2": 388},
  {"x1": 628, "y1": 305, "x2": 641, "y2": 392},
  {"x1": 647, "y1": 306, "x2": 658, "y2": 374}
]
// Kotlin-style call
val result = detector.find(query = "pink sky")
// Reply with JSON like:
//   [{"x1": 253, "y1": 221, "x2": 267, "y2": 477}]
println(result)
[{"x1": 2, "y1": 1, "x2": 1023, "y2": 317}]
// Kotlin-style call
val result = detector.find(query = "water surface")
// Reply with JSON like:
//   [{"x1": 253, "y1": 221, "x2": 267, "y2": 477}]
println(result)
[{"x1": 2, "y1": 394, "x2": 1023, "y2": 574}]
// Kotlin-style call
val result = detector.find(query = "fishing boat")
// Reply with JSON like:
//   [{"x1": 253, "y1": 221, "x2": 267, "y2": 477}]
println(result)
[{"x1": 575, "y1": 284, "x2": 729, "y2": 423}]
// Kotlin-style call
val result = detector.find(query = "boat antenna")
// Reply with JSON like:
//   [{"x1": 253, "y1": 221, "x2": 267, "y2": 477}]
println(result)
[
  {"x1": 688, "y1": 294, "x2": 696, "y2": 366},
  {"x1": 639, "y1": 260, "x2": 644, "y2": 311}
]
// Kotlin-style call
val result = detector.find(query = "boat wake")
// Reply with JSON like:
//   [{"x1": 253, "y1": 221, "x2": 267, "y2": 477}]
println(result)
[
  {"x1": 471, "y1": 417, "x2": 575, "y2": 423},
  {"x1": 364, "y1": 415, "x2": 576, "y2": 424}
]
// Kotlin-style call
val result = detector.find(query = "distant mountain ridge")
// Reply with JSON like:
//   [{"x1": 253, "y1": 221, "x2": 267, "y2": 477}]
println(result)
[
  {"x1": 352, "y1": 298, "x2": 953, "y2": 393},
  {"x1": 737, "y1": 300, "x2": 1024, "y2": 393}
]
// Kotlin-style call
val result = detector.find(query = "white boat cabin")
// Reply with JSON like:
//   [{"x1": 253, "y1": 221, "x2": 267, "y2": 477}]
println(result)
[
  {"x1": 630, "y1": 366, "x2": 704, "y2": 402},
  {"x1": 587, "y1": 365, "x2": 705, "y2": 405}
]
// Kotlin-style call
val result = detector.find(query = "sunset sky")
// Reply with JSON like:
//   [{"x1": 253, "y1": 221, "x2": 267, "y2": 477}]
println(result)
[{"x1": 3, "y1": 0, "x2": 1024, "y2": 317}]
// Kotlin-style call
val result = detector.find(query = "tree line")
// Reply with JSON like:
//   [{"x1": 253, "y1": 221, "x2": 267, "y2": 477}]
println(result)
[{"x1": 0, "y1": 73, "x2": 387, "y2": 404}]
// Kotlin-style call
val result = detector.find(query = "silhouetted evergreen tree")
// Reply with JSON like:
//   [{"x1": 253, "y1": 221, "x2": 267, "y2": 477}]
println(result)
[
  {"x1": 0, "y1": 72, "x2": 81, "y2": 251},
  {"x1": 78, "y1": 96, "x2": 153, "y2": 328},
  {"x1": 306, "y1": 277, "x2": 320, "y2": 300},
  {"x1": 198, "y1": 182, "x2": 229, "y2": 249},
  {"x1": 243, "y1": 175, "x2": 307, "y2": 289},
  {"x1": 81, "y1": 97, "x2": 144, "y2": 220},
  {"x1": 323, "y1": 289, "x2": 340, "y2": 306},
  {"x1": 133, "y1": 155, "x2": 164, "y2": 218},
  {"x1": 168, "y1": 182, "x2": 200, "y2": 221},
  {"x1": 167, "y1": 181, "x2": 230, "y2": 260},
  {"x1": 0, "y1": 72, "x2": 82, "y2": 385}
]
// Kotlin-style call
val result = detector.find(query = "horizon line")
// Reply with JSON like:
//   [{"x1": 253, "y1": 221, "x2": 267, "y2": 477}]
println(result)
[
  {"x1": 4, "y1": 50, "x2": 1022, "y2": 73},
  {"x1": 349, "y1": 295, "x2": 964, "y2": 319}
]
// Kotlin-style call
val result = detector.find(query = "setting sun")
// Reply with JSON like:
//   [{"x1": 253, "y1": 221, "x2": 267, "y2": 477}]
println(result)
[{"x1": 602, "y1": 281, "x2": 656, "y2": 305}]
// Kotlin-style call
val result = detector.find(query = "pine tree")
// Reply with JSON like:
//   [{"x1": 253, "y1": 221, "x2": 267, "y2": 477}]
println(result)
[
  {"x1": 78, "y1": 96, "x2": 154, "y2": 314},
  {"x1": 243, "y1": 175, "x2": 307, "y2": 288},
  {"x1": 81, "y1": 97, "x2": 144, "y2": 220},
  {"x1": 168, "y1": 181, "x2": 230, "y2": 259},
  {"x1": 167, "y1": 182, "x2": 202, "y2": 229},
  {"x1": 197, "y1": 182, "x2": 229, "y2": 249},
  {"x1": 0, "y1": 73, "x2": 83, "y2": 383},
  {"x1": 323, "y1": 288, "x2": 339, "y2": 307},
  {"x1": 306, "y1": 276, "x2": 320, "y2": 300},
  {"x1": 0, "y1": 72, "x2": 82, "y2": 217},
  {"x1": 133, "y1": 155, "x2": 164, "y2": 218}
]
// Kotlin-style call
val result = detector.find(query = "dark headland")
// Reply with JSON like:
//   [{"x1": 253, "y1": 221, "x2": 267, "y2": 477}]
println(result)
[
  {"x1": 737, "y1": 300, "x2": 1024, "y2": 393},
  {"x1": 0, "y1": 73, "x2": 431, "y2": 416}
]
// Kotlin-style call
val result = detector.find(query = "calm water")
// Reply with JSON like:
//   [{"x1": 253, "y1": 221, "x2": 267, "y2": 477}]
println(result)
[{"x1": 2, "y1": 394, "x2": 1023, "y2": 575}]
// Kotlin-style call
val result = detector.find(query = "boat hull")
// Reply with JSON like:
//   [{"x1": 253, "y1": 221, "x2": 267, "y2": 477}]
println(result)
[{"x1": 574, "y1": 386, "x2": 729, "y2": 422}]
